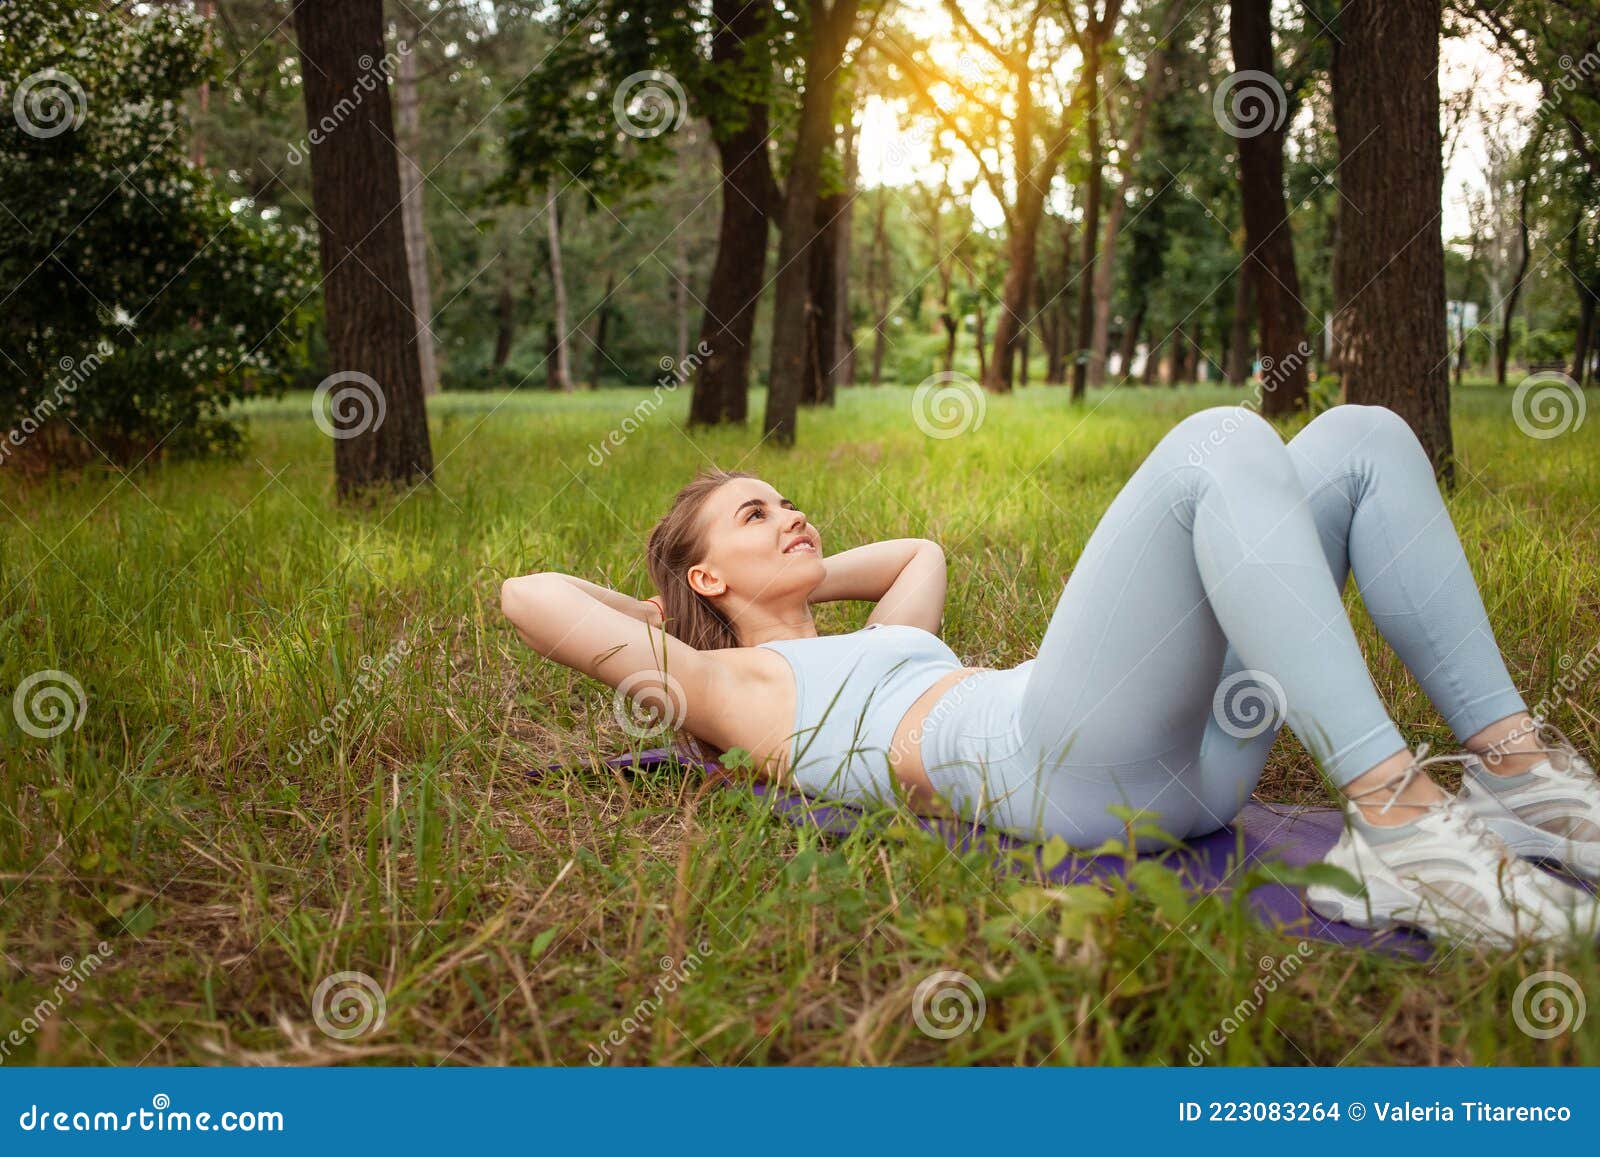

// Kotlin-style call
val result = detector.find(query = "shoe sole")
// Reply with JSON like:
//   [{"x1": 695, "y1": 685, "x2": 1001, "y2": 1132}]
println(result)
[{"x1": 1305, "y1": 879, "x2": 1518, "y2": 945}]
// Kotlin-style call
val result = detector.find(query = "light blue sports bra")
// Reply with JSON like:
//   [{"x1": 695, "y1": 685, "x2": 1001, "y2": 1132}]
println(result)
[{"x1": 756, "y1": 623, "x2": 965, "y2": 804}]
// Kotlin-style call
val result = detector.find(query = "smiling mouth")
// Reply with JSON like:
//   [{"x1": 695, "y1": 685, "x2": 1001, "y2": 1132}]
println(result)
[{"x1": 782, "y1": 540, "x2": 817, "y2": 555}]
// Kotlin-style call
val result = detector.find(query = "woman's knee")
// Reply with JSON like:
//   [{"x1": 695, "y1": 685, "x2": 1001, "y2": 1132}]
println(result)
[
  {"x1": 1171, "y1": 405, "x2": 1294, "y2": 480},
  {"x1": 1295, "y1": 403, "x2": 1423, "y2": 460}
]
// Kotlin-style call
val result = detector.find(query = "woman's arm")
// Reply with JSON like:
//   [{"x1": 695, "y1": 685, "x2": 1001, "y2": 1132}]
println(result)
[
  {"x1": 538, "y1": 572, "x2": 663, "y2": 626},
  {"x1": 500, "y1": 572, "x2": 712, "y2": 726},
  {"x1": 810, "y1": 538, "x2": 948, "y2": 634}
]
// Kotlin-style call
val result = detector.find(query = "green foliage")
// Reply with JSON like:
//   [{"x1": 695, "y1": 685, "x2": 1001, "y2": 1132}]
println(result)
[
  {"x1": 0, "y1": 1, "x2": 314, "y2": 465},
  {"x1": 7, "y1": 384, "x2": 1600, "y2": 1063}
]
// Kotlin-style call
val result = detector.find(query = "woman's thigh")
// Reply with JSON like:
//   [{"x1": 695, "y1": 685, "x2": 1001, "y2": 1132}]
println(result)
[{"x1": 1012, "y1": 408, "x2": 1253, "y2": 842}]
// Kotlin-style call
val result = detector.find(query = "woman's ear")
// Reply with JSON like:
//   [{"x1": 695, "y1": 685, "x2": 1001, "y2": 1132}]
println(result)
[{"x1": 687, "y1": 563, "x2": 724, "y2": 598}]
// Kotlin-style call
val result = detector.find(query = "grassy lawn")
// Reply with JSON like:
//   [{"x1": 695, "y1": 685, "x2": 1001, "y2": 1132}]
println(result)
[{"x1": 2, "y1": 380, "x2": 1598, "y2": 1065}]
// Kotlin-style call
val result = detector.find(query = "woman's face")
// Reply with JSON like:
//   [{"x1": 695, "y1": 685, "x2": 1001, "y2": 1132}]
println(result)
[{"x1": 689, "y1": 478, "x2": 823, "y2": 608}]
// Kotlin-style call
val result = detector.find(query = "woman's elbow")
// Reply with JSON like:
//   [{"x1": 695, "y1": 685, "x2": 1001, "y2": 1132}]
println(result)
[{"x1": 500, "y1": 573, "x2": 551, "y2": 620}]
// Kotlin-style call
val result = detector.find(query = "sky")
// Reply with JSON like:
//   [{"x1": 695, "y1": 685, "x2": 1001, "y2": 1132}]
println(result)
[{"x1": 851, "y1": 4, "x2": 1542, "y2": 244}]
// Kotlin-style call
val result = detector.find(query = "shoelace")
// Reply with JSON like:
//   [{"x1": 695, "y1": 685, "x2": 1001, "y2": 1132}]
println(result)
[
  {"x1": 1528, "y1": 720, "x2": 1600, "y2": 782},
  {"x1": 1346, "y1": 742, "x2": 1525, "y2": 868}
]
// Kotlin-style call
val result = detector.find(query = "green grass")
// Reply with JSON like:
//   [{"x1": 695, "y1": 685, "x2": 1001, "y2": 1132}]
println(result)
[{"x1": 2, "y1": 380, "x2": 1598, "y2": 1065}]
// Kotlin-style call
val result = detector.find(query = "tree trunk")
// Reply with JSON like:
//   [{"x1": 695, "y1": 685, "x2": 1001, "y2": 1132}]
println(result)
[
  {"x1": 493, "y1": 261, "x2": 515, "y2": 370},
  {"x1": 1117, "y1": 298, "x2": 1146, "y2": 382},
  {"x1": 974, "y1": 298, "x2": 988, "y2": 384},
  {"x1": 545, "y1": 179, "x2": 572, "y2": 392},
  {"x1": 1088, "y1": 5, "x2": 1175, "y2": 388},
  {"x1": 868, "y1": 188, "x2": 889, "y2": 386},
  {"x1": 1143, "y1": 325, "x2": 1163, "y2": 384},
  {"x1": 835, "y1": 119, "x2": 859, "y2": 386},
  {"x1": 688, "y1": 0, "x2": 776, "y2": 427},
  {"x1": 1497, "y1": 172, "x2": 1531, "y2": 386},
  {"x1": 1231, "y1": 0, "x2": 1308, "y2": 417},
  {"x1": 1226, "y1": 267, "x2": 1253, "y2": 384},
  {"x1": 1071, "y1": 56, "x2": 1103, "y2": 402},
  {"x1": 1331, "y1": 0, "x2": 1452, "y2": 483},
  {"x1": 764, "y1": 0, "x2": 861, "y2": 444},
  {"x1": 1572, "y1": 229, "x2": 1596, "y2": 386},
  {"x1": 802, "y1": 190, "x2": 843, "y2": 405},
  {"x1": 589, "y1": 272, "x2": 614, "y2": 389},
  {"x1": 674, "y1": 231, "x2": 691, "y2": 369},
  {"x1": 1075, "y1": 118, "x2": 1100, "y2": 398},
  {"x1": 988, "y1": 185, "x2": 1045, "y2": 392},
  {"x1": 395, "y1": 8, "x2": 439, "y2": 396},
  {"x1": 292, "y1": 0, "x2": 433, "y2": 497},
  {"x1": 1579, "y1": 306, "x2": 1596, "y2": 387}
]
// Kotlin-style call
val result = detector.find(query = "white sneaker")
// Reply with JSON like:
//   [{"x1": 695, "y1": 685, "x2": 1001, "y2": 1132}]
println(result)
[
  {"x1": 1305, "y1": 743, "x2": 1591, "y2": 946},
  {"x1": 1458, "y1": 720, "x2": 1600, "y2": 882}
]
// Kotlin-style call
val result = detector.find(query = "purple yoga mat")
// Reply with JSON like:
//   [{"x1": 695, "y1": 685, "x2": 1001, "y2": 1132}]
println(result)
[{"x1": 536, "y1": 745, "x2": 1591, "y2": 959}]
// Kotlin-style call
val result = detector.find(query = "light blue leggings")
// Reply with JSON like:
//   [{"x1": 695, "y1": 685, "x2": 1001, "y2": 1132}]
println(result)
[{"x1": 917, "y1": 403, "x2": 1530, "y2": 851}]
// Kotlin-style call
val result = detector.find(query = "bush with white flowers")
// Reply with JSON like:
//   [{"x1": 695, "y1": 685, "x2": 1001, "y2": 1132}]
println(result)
[{"x1": 0, "y1": 1, "x2": 315, "y2": 465}]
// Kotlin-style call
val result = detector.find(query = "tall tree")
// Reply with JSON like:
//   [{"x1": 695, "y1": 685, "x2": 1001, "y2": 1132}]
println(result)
[
  {"x1": 394, "y1": 5, "x2": 440, "y2": 396},
  {"x1": 892, "y1": 0, "x2": 1083, "y2": 393},
  {"x1": 544, "y1": 179, "x2": 573, "y2": 392},
  {"x1": 1228, "y1": 0, "x2": 1309, "y2": 415},
  {"x1": 690, "y1": 0, "x2": 780, "y2": 426},
  {"x1": 764, "y1": 0, "x2": 864, "y2": 444},
  {"x1": 1065, "y1": 0, "x2": 1124, "y2": 400},
  {"x1": 292, "y1": 0, "x2": 434, "y2": 495},
  {"x1": 1087, "y1": 0, "x2": 1180, "y2": 389},
  {"x1": 1331, "y1": 0, "x2": 1451, "y2": 482}
]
